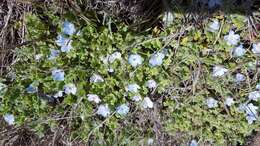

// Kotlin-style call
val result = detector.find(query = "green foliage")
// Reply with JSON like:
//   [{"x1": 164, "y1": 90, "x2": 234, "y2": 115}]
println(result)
[{"x1": 1, "y1": 10, "x2": 260, "y2": 145}]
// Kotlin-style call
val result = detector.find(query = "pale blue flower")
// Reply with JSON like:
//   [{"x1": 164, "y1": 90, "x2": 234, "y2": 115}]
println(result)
[
  {"x1": 3, "y1": 113, "x2": 15, "y2": 125},
  {"x1": 48, "y1": 49, "x2": 60, "y2": 60},
  {"x1": 126, "y1": 83, "x2": 140, "y2": 93},
  {"x1": 55, "y1": 34, "x2": 73, "y2": 53},
  {"x1": 235, "y1": 73, "x2": 245, "y2": 82},
  {"x1": 64, "y1": 83, "x2": 77, "y2": 95},
  {"x1": 26, "y1": 84, "x2": 37, "y2": 93},
  {"x1": 252, "y1": 43, "x2": 260, "y2": 55},
  {"x1": 52, "y1": 69, "x2": 65, "y2": 81},
  {"x1": 108, "y1": 52, "x2": 122, "y2": 63},
  {"x1": 62, "y1": 21, "x2": 76, "y2": 36},
  {"x1": 224, "y1": 97, "x2": 234, "y2": 107},
  {"x1": 189, "y1": 139, "x2": 198, "y2": 146},
  {"x1": 128, "y1": 54, "x2": 143, "y2": 67},
  {"x1": 97, "y1": 104, "x2": 110, "y2": 117},
  {"x1": 206, "y1": 98, "x2": 218, "y2": 108},
  {"x1": 54, "y1": 91, "x2": 63, "y2": 98},
  {"x1": 248, "y1": 91, "x2": 260, "y2": 101},
  {"x1": 87, "y1": 94, "x2": 101, "y2": 103},
  {"x1": 147, "y1": 138, "x2": 154, "y2": 145},
  {"x1": 35, "y1": 54, "x2": 43, "y2": 61},
  {"x1": 212, "y1": 65, "x2": 228, "y2": 77},
  {"x1": 208, "y1": 0, "x2": 222, "y2": 8},
  {"x1": 116, "y1": 104, "x2": 130, "y2": 116},
  {"x1": 240, "y1": 103, "x2": 259, "y2": 124},
  {"x1": 146, "y1": 79, "x2": 157, "y2": 89},
  {"x1": 162, "y1": 12, "x2": 174, "y2": 26},
  {"x1": 90, "y1": 74, "x2": 104, "y2": 83},
  {"x1": 131, "y1": 95, "x2": 142, "y2": 102},
  {"x1": 246, "y1": 114, "x2": 257, "y2": 124},
  {"x1": 232, "y1": 45, "x2": 245, "y2": 57},
  {"x1": 224, "y1": 30, "x2": 240, "y2": 46},
  {"x1": 208, "y1": 20, "x2": 220, "y2": 32},
  {"x1": 141, "y1": 97, "x2": 154, "y2": 109},
  {"x1": 149, "y1": 52, "x2": 165, "y2": 67},
  {"x1": 256, "y1": 83, "x2": 260, "y2": 90}
]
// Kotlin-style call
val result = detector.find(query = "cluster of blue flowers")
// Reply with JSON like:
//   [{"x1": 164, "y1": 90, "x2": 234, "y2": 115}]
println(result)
[{"x1": 206, "y1": 19, "x2": 260, "y2": 125}]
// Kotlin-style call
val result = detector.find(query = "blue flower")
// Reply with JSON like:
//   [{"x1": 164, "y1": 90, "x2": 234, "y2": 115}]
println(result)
[
  {"x1": 208, "y1": 20, "x2": 220, "y2": 32},
  {"x1": 97, "y1": 104, "x2": 110, "y2": 117},
  {"x1": 64, "y1": 83, "x2": 77, "y2": 95},
  {"x1": 126, "y1": 83, "x2": 140, "y2": 93},
  {"x1": 212, "y1": 65, "x2": 228, "y2": 77},
  {"x1": 116, "y1": 104, "x2": 130, "y2": 116},
  {"x1": 224, "y1": 97, "x2": 234, "y2": 107},
  {"x1": 149, "y1": 52, "x2": 165, "y2": 67},
  {"x1": 224, "y1": 30, "x2": 240, "y2": 46},
  {"x1": 62, "y1": 21, "x2": 76, "y2": 36},
  {"x1": 189, "y1": 139, "x2": 198, "y2": 146},
  {"x1": 248, "y1": 91, "x2": 260, "y2": 101},
  {"x1": 55, "y1": 34, "x2": 73, "y2": 53},
  {"x1": 235, "y1": 73, "x2": 245, "y2": 83},
  {"x1": 48, "y1": 49, "x2": 60, "y2": 60},
  {"x1": 206, "y1": 98, "x2": 218, "y2": 108},
  {"x1": 252, "y1": 43, "x2": 260, "y2": 55},
  {"x1": 232, "y1": 45, "x2": 245, "y2": 57},
  {"x1": 52, "y1": 69, "x2": 65, "y2": 81},
  {"x1": 26, "y1": 84, "x2": 37, "y2": 93},
  {"x1": 3, "y1": 114, "x2": 15, "y2": 125},
  {"x1": 128, "y1": 54, "x2": 143, "y2": 67}
]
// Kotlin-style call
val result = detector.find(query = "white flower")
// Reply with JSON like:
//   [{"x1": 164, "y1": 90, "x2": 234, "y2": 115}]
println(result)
[
  {"x1": 232, "y1": 45, "x2": 245, "y2": 57},
  {"x1": 62, "y1": 21, "x2": 76, "y2": 35},
  {"x1": 208, "y1": 20, "x2": 220, "y2": 32},
  {"x1": 206, "y1": 98, "x2": 218, "y2": 108},
  {"x1": 97, "y1": 104, "x2": 110, "y2": 117},
  {"x1": 54, "y1": 91, "x2": 63, "y2": 98},
  {"x1": 248, "y1": 91, "x2": 260, "y2": 101},
  {"x1": 162, "y1": 12, "x2": 174, "y2": 26},
  {"x1": 252, "y1": 43, "x2": 260, "y2": 54},
  {"x1": 87, "y1": 94, "x2": 101, "y2": 104},
  {"x1": 212, "y1": 66, "x2": 228, "y2": 77},
  {"x1": 128, "y1": 54, "x2": 143, "y2": 67},
  {"x1": 146, "y1": 80, "x2": 157, "y2": 89},
  {"x1": 126, "y1": 84, "x2": 140, "y2": 93},
  {"x1": 64, "y1": 83, "x2": 77, "y2": 95},
  {"x1": 116, "y1": 104, "x2": 130, "y2": 116},
  {"x1": 131, "y1": 95, "x2": 142, "y2": 102},
  {"x1": 108, "y1": 52, "x2": 122, "y2": 63},
  {"x1": 142, "y1": 97, "x2": 154, "y2": 109},
  {"x1": 235, "y1": 73, "x2": 245, "y2": 82},
  {"x1": 224, "y1": 30, "x2": 240, "y2": 46},
  {"x1": 256, "y1": 83, "x2": 260, "y2": 90},
  {"x1": 3, "y1": 114, "x2": 15, "y2": 125},
  {"x1": 147, "y1": 138, "x2": 154, "y2": 145},
  {"x1": 149, "y1": 52, "x2": 165, "y2": 67},
  {"x1": 224, "y1": 97, "x2": 234, "y2": 106},
  {"x1": 52, "y1": 69, "x2": 65, "y2": 81},
  {"x1": 35, "y1": 54, "x2": 43, "y2": 61},
  {"x1": 108, "y1": 68, "x2": 114, "y2": 73},
  {"x1": 90, "y1": 74, "x2": 104, "y2": 83},
  {"x1": 189, "y1": 139, "x2": 198, "y2": 146}
]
